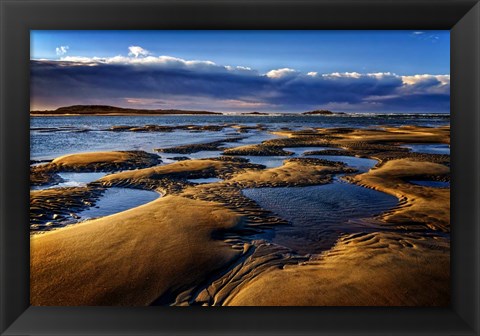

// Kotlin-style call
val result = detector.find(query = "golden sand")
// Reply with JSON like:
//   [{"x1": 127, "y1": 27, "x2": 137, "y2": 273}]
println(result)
[
  {"x1": 31, "y1": 196, "x2": 244, "y2": 305},
  {"x1": 225, "y1": 231, "x2": 449, "y2": 306}
]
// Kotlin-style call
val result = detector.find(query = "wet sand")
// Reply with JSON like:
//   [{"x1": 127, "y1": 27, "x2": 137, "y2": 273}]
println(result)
[
  {"x1": 30, "y1": 125, "x2": 450, "y2": 306},
  {"x1": 345, "y1": 158, "x2": 450, "y2": 232},
  {"x1": 225, "y1": 231, "x2": 449, "y2": 306},
  {"x1": 31, "y1": 196, "x2": 244, "y2": 305}
]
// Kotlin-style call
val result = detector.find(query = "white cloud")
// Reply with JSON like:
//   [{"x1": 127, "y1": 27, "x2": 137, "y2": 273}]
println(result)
[
  {"x1": 435, "y1": 75, "x2": 450, "y2": 85},
  {"x1": 322, "y1": 72, "x2": 362, "y2": 79},
  {"x1": 413, "y1": 31, "x2": 425, "y2": 35},
  {"x1": 128, "y1": 46, "x2": 150, "y2": 58},
  {"x1": 399, "y1": 74, "x2": 450, "y2": 95},
  {"x1": 226, "y1": 65, "x2": 252, "y2": 71},
  {"x1": 59, "y1": 54, "x2": 217, "y2": 67},
  {"x1": 266, "y1": 68, "x2": 298, "y2": 79},
  {"x1": 319, "y1": 72, "x2": 449, "y2": 88},
  {"x1": 55, "y1": 45, "x2": 69, "y2": 56},
  {"x1": 57, "y1": 51, "x2": 264, "y2": 77},
  {"x1": 307, "y1": 72, "x2": 318, "y2": 77},
  {"x1": 60, "y1": 56, "x2": 100, "y2": 63},
  {"x1": 322, "y1": 72, "x2": 395, "y2": 79},
  {"x1": 366, "y1": 72, "x2": 395, "y2": 79},
  {"x1": 401, "y1": 74, "x2": 450, "y2": 86},
  {"x1": 107, "y1": 55, "x2": 220, "y2": 71}
]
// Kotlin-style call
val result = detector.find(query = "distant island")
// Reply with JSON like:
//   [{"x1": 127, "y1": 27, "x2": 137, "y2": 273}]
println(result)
[
  {"x1": 241, "y1": 112, "x2": 270, "y2": 116},
  {"x1": 30, "y1": 105, "x2": 223, "y2": 116},
  {"x1": 302, "y1": 110, "x2": 345, "y2": 115}
]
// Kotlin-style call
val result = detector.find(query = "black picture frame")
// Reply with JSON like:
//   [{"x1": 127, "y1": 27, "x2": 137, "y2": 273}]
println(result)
[{"x1": 1, "y1": 0, "x2": 479, "y2": 335}]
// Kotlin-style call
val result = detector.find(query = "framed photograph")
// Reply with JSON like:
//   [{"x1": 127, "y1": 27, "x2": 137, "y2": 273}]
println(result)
[{"x1": 1, "y1": 0, "x2": 479, "y2": 335}]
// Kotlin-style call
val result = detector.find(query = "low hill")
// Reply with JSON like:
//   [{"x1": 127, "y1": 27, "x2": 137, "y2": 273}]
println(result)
[
  {"x1": 31, "y1": 105, "x2": 223, "y2": 115},
  {"x1": 241, "y1": 112, "x2": 270, "y2": 116},
  {"x1": 302, "y1": 110, "x2": 345, "y2": 115}
]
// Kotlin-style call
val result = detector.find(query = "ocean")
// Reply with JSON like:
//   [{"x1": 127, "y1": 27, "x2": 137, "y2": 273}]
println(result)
[{"x1": 30, "y1": 114, "x2": 449, "y2": 161}]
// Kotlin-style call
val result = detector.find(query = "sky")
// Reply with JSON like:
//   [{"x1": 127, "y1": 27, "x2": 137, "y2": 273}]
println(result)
[{"x1": 30, "y1": 30, "x2": 450, "y2": 113}]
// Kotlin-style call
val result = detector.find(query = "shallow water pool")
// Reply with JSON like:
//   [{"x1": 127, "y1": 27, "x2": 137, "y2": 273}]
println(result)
[
  {"x1": 32, "y1": 172, "x2": 107, "y2": 190},
  {"x1": 161, "y1": 150, "x2": 223, "y2": 161},
  {"x1": 77, "y1": 187, "x2": 160, "y2": 221},
  {"x1": 188, "y1": 177, "x2": 223, "y2": 184},
  {"x1": 403, "y1": 143, "x2": 450, "y2": 155},
  {"x1": 307, "y1": 155, "x2": 377, "y2": 173},
  {"x1": 239, "y1": 156, "x2": 289, "y2": 168},
  {"x1": 283, "y1": 146, "x2": 335, "y2": 156},
  {"x1": 243, "y1": 182, "x2": 398, "y2": 254},
  {"x1": 409, "y1": 180, "x2": 450, "y2": 188},
  {"x1": 239, "y1": 146, "x2": 340, "y2": 169}
]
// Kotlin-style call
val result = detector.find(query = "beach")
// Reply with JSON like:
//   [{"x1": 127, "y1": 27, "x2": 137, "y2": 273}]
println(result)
[{"x1": 30, "y1": 115, "x2": 450, "y2": 306}]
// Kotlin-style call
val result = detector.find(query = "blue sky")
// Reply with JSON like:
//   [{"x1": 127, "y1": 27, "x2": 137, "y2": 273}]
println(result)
[{"x1": 30, "y1": 30, "x2": 450, "y2": 113}]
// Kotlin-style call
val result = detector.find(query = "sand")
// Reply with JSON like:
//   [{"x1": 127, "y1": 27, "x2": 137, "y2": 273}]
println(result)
[
  {"x1": 30, "y1": 169, "x2": 61, "y2": 187},
  {"x1": 228, "y1": 158, "x2": 354, "y2": 187},
  {"x1": 30, "y1": 196, "x2": 244, "y2": 306},
  {"x1": 224, "y1": 231, "x2": 449, "y2": 306},
  {"x1": 30, "y1": 186, "x2": 105, "y2": 229},
  {"x1": 223, "y1": 144, "x2": 294, "y2": 156},
  {"x1": 49, "y1": 150, "x2": 161, "y2": 171}
]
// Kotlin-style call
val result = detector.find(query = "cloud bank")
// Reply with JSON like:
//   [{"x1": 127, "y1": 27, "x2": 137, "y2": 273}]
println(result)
[{"x1": 31, "y1": 50, "x2": 450, "y2": 113}]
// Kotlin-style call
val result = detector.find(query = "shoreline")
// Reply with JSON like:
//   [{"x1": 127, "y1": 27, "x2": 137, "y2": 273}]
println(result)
[{"x1": 30, "y1": 124, "x2": 450, "y2": 306}]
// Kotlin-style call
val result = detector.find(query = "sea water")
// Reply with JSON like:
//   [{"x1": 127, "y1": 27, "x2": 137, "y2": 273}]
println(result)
[{"x1": 31, "y1": 114, "x2": 449, "y2": 161}]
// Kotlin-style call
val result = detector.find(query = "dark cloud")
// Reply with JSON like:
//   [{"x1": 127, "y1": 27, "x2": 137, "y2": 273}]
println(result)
[
  {"x1": 30, "y1": 60, "x2": 450, "y2": 113},
  {"x1": 374, "y1": 93, "x2": 450, "y2": 112}
]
